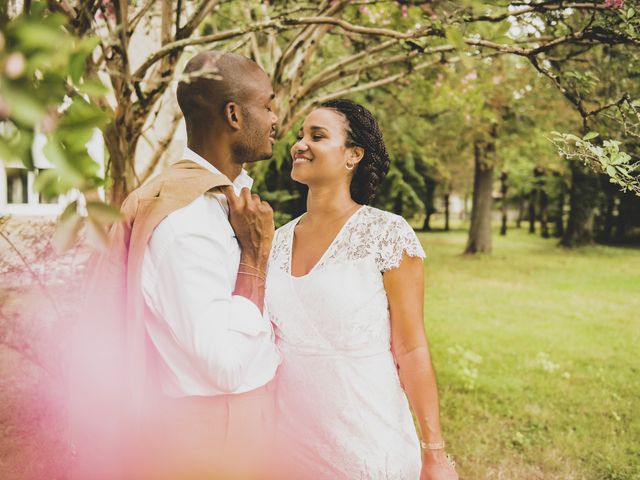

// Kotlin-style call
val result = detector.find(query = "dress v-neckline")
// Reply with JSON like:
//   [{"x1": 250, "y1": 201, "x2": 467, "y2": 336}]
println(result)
[{"x1": 288, "y1": 205, "x2": 365, "y2": 279}]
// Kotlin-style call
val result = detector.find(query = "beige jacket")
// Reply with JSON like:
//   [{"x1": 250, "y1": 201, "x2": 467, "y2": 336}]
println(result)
[{"x1": 72, "y1": 161, "x2": 274, "y2": 479}]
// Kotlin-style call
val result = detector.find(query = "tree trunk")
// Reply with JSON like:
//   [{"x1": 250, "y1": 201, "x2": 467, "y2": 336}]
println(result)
[
  {"x1": 465, "y1": 138, "x2": 495, "y2": 254},
  {"x1": 444, "y1": 192, "x2": 450, "y2": 232},
  {"x1": 528, "y1": 187, "x2": 536, "y2": 234},
  {"x1": 539, "y1": 189, "x2": 549, "y2": 238},
  {"x1": 516, "y1": 197, "x2": 524, "y2": 229},
  {"x1": 614, "y1": 192, "x2": 640, "y2": 243},
  {"x1": 553, "y1": 175, "x2": 565, "y2": 238},
  {"x1": 560, "y1": 161, "x2": 600, "y2": 247},
  {"x1": 499, "y1": 171, "x2": 508, "y2": 236},
  {"x1": 421, "y1": 176, "x2": 437, "y2": 231},
  {"x1": 601, "y1": 188, "x2": 616, "y2": 243},
  {"x1": 104, "y1": 121, "x2": 140, "y2": 207}
]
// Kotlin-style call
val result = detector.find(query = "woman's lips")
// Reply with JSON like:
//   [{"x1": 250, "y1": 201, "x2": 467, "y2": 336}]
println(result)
[{"x1": 293, "y1": 156, "x2": 311, "y2": 165}]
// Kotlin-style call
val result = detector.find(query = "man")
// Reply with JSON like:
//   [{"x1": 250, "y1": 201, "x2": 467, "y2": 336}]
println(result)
[{"x1": 72, "y1": 52, "x2": 280, "y2": 480}]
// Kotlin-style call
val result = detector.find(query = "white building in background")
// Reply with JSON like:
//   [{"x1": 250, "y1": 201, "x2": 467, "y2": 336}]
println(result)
[{"x1": 0, "y1": 129, "x2": 106, "y2": 217}]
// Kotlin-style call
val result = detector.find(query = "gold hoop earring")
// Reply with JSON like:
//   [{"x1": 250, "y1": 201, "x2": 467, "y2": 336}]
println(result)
[{"x1": 346, "y1": 163, "x2": 355, "y2": 171}]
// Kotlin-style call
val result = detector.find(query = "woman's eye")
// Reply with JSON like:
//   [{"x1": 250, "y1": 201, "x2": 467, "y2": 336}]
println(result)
[{"x1": 312, "y1": 135, "x2": 323, "y2": 141}]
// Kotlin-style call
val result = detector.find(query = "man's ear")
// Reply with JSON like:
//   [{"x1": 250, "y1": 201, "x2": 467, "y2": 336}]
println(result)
[{"x1": 225, "y1": 102, "x2": 241, "y2": 130}]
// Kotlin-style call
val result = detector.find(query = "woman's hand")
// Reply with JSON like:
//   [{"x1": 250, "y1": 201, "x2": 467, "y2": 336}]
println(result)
[{"x1": 420, "y1": 449, "x2": 459, "y2": 480}]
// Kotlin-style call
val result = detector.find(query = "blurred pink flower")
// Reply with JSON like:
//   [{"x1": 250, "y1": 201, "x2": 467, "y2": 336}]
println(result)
[
  {"x1": 401, "y1": 5, "x2": 408, "y2": 17},
  {"x1": 604, "y1": 0, "x2": 625, "y2": 8},
  {"x1": 5, "y1": 52, "x2": 26, "y2": 79},
  {"x1": 41, "y1": 110, "x2": 60, "y2": 135},
  {"x1": 463, "y1": 71, "x2": 478, "y2": 82}
]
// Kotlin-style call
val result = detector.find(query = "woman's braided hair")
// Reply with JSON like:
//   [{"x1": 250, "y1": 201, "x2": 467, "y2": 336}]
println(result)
[{"x1": 321, "y1": 99, "x2": 390, "y2": 205}]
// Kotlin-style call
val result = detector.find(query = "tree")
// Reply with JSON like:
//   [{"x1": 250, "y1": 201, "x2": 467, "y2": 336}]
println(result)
[{"x1": 0, "y1": 2, "x2": 114, "y2": 251}]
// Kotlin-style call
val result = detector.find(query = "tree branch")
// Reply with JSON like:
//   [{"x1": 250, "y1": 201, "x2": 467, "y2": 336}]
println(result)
[
  {"x1": 138, "y1": 111, "x2": 182, "y2": 184},
  {"x1": 282, "y1": 59, "x2": 441, "y2": 133},
  {"x1": 177, "y1": 0, "x2": 220, "y2": 40}
]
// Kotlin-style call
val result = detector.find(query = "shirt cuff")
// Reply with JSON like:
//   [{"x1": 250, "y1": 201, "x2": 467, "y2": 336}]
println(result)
[{"x1": 227, "y1": 295, "x2": 272, "y2": 336}]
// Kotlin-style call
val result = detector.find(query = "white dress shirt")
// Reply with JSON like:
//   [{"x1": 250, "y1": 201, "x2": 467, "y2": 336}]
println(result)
[{"x1": 141, "y1": 148, "x2": 280, "y2": 397}]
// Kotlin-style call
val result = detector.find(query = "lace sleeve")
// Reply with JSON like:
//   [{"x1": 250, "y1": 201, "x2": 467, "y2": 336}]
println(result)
[{"x1": 375, "y1": 214, "x2": 426, "y2": 273}]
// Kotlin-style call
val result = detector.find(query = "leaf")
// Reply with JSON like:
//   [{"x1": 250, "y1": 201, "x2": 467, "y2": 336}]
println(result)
[
  {"x1": 493, "y1": 20, "x2": 511, "y2": 39},
  {"x1": 42, "y1": 138, "x2": 85, "y2": 186},
  {"x1": 77, "y1": 79, "x2": 109, "y2": 97},
  {"x1": 4, "y1": 85, "x2": 46, "y2": 126},
  {"x1": 13, "y1": 22, "x2": 66, "y2": 51},
  {"x1": 444, "y1": 27, "x2": 466, "y2": 51},
  {"x1": 85, "y1": 216, "x2": 109, "y2": 251},
  {"x1": 52, "y1": 201, "x2": 83, "y2": 253},
  {"x1": 627, "y1": 8, "x2": 635, "y2": 19},
  {"x1": 606, "y1": 165, "x2": 617, "y2": 177},
  {"x1": 86, "y1": 201, "x2": 122, "y2": 225},
  {"x1": 32, "y1": 168, "x2": 60, "y2": 198},
  {"x1": 583, "y1": 132, "x2": 599, "y2": 141},
  {"x1": 57, "y1": 96, "x2": 109, "y2": 131}
]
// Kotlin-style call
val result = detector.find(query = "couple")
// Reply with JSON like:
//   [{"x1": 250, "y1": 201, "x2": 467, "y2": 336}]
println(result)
[{"x1": 76, "y1": 51, "x2": 457, "y2": 480}]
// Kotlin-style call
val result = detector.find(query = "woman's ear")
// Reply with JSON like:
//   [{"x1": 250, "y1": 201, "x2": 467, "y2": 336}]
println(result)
[
  {"x1": 350, "y1": 146, "x2": 364, "y2": 164},
  {"x1": 225, "y1": 102, "x2": 241, "y2": 130}
]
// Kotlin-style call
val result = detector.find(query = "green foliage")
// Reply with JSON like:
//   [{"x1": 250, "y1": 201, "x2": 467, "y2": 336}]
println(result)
[
  {"x1": 551, "y1": 131, "x2": 640, "y2": 196},
  {"x1": 1, "y1": 2, "x2": 117, "y2": 251}
]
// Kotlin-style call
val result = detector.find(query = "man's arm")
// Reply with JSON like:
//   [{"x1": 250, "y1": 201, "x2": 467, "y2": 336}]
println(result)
[
  {"x1": 223, "y1": 186, "x2": 274, "y2": 314},
  {"x1": 141, "y1": 202, "x2": 278, "y2": 394}
]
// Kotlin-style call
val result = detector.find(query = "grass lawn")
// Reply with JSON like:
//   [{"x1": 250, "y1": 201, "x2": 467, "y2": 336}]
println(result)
[
  {"x1": 1, "y1": 224, "x2": 638, "y2": 479},
  {"x1": 421, "y1": 227, "x2": 640, "y2": 480}
]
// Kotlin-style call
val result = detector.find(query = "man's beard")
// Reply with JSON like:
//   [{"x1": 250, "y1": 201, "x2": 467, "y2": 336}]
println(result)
[{"x1": 233, "y1": 128, "x2": 271, "y2": 162}]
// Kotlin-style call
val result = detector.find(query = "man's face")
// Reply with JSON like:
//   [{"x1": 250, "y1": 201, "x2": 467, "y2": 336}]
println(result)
[{"x1": 234, "y1": 73, "x2": 278, "y2": 163}]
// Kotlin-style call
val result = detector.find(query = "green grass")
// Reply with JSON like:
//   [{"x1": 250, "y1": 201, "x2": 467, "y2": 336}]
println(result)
[{"x1": 421, "y1": 228, "x2": 640, "y2": 480}]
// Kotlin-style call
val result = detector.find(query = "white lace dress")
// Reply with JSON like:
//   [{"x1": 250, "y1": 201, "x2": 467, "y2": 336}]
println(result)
[{"x1": 266, "y1": 206, "x2": 426, "y2": 480}]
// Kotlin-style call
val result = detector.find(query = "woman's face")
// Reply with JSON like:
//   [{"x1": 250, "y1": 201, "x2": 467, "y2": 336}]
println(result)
[{"x1": 290, "y1": 108, "x2": 361, "y2": 186}]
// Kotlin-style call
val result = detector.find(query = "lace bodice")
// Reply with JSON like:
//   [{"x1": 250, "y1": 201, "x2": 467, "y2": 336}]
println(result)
[
  {"x1": 269, "y1": 205, "x2": 425, "y2": 276},
  {"x1": 265, "y1": 206, "x2": 425, "y2": 479}
]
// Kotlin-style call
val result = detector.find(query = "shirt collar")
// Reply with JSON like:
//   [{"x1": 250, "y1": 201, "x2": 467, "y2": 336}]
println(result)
[{"x1": 182, "y1": 147, "x2": 254, "y2": 193}]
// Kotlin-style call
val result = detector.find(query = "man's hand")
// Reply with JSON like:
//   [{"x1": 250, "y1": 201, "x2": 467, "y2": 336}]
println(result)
[{"x1": 222, "y1": 186, "x2": 275, "y2": 270}]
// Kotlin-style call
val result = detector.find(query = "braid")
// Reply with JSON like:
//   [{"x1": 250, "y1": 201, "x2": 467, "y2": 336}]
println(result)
[{"x1": 321, "y1": 99, "x2": 390, "y2": 205}]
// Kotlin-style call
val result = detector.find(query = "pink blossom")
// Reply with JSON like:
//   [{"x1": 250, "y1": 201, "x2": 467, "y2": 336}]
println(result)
[
  {"x1": 464, "y1": 71, "x2": 478, "y2": 82},
  {"x1": 604, "y1": 0, "x2": 625, "y2": 8},
  {"x1": 5, "y1": 52, "x2": 26, "y2": 79},
  {"x1": 401, "y1": 5, "x2": 408, "y2": 17},
  {"x1": 41, "y1": 110, "x2": 60, "y2": 135}
]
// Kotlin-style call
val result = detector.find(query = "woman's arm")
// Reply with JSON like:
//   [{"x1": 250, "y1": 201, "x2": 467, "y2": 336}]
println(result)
[{"x1": 384, "y1": 253, "x2": 457, "y2": 479}]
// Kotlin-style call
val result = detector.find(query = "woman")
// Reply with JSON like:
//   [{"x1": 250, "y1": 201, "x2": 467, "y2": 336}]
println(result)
[{"x1": 266, "y1": 99, "x2": 458, "y2": 480}]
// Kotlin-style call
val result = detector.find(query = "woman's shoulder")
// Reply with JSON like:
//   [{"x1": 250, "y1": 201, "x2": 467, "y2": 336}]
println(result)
[{"x1": 359, "y1": 205, "x2": 412, "y2": 229}]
